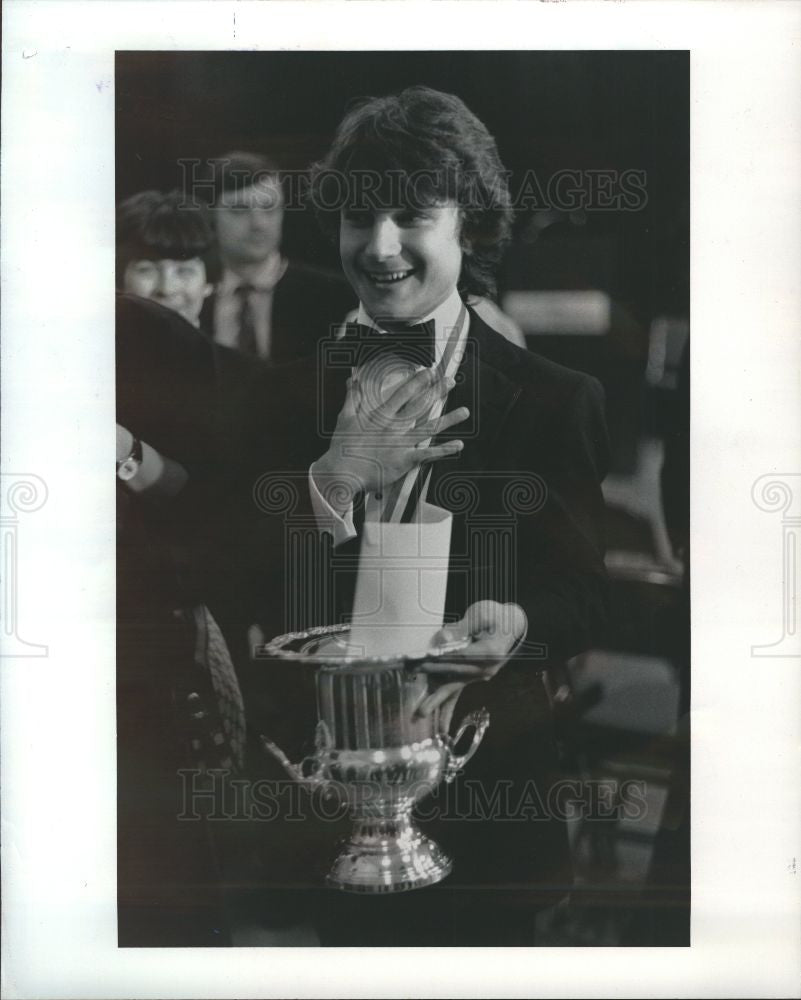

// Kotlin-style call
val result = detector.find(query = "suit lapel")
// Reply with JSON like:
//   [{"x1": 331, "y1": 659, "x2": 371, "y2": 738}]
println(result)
[
  {"x1": 198, "y1": 293, "x2": 216, "y2": 340},
  {"x1": 270, "y1": 262, "x2": 292, "y2": 360},
  {"x1": 428, "y1": 310, "x2": 523, "y2": 496}
]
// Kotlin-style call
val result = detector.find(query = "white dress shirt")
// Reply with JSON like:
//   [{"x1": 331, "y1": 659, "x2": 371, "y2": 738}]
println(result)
[
  {"x1": 309, "y1": 288, "x2": 470, "y2": 545},
  {"x1": 212, "y1": 254, "x2": 288, "y2": 359}
]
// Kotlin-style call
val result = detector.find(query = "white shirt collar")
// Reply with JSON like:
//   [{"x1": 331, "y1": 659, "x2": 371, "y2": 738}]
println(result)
[{"x1": 357, "y1": 287, "x2": 466, "y2": 365}]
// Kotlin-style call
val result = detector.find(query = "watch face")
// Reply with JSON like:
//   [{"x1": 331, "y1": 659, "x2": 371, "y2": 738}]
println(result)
[{"x1": 117, "y1": 458, "x2": 140, "y2": 482}]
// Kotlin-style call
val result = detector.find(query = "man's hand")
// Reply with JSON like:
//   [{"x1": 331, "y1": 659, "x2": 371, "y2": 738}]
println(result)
[
  {"x1": 312, "y1": 367, "x2": 469, "y2": 513},
  {"x1": 416, "y1": 601, "x2": 527, "y2": 725}
]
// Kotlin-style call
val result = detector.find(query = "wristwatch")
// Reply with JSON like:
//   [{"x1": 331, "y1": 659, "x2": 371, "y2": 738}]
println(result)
[{"x1": 116, "y1": 435, "x2": 143, "y2": 482}]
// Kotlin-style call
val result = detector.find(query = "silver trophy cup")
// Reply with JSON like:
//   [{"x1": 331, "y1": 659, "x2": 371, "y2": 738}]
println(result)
[{"x1": 259, "y1": 624, "x2": 490, "y2": 894}]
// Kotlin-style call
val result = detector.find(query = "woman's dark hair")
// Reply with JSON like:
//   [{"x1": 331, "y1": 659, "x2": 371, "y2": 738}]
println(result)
[
  {"x1": 116, "y1": 189, "x2": 221, "y2": 287},
  {"x1": 309, "y1": 86, "x2": 513, "y2": 298}
]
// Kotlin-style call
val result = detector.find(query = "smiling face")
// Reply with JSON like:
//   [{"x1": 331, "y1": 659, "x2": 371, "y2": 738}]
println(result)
[
  {"x1": 214, "y1": 178, "x2": 284, "y2": 267},
  {"x1": 123, "y1": 257, "x2": 212, "y2": 327},
  {"x1": 339, "y1": 201, "x2": 464, "y2": 323}
]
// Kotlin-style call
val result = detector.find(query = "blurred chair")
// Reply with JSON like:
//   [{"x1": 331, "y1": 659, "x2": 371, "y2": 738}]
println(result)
[
  {"x1": 541, "y1": 492, "x2": 688, "y2": 944},
  {"x1": 502, "y1": 215, "x2": 690, "y2": 944},
  {"x1": 501, "y1": 287, "x2": 648, "y2": 475},
  {"x1": 644, "y1": 315, "x2": 689, "y2": 438}
]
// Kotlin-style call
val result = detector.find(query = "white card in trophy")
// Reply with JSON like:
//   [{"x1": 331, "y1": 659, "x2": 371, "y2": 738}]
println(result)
[{"x1": 347, "y1": 502, "x2": 452, "y2": 658}]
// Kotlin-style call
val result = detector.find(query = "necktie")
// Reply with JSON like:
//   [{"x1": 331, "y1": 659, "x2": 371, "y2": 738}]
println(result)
[{"x1": 235, "y1": 283, "x2": 259, "y2": 358}]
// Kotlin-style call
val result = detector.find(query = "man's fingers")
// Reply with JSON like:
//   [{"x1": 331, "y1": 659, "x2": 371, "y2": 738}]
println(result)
[
  {"x1": 341, "y1": 377, "x2": 359, "y2": 418},
  {"x1": 436, "y1": 406, "x2": 470, "y2": 434},
  {"x1": 415, "y1": 682, "x2": 464, "y2": 719},
  {"x1": 466, "y1": 600, "x2": 527, "y2": 642},
  {"x1": 382, "y1": 366, "x2": 437, "y2": 415},
  {"x1": 463, "y1": 635, "x2": 510, "y2": 660},
  {"x1": 413, "y1": 406, "x2": 470, "y2": 440},
  {"x1": 431, "y1": 621, "x2": 470, "y2": 647},
  {"x1": 418, "y1": 661, "x2": 487, "y2": 677},
  {"x1": 383, "y1": 368, "x2": 455, "y2": 417},
  {"x1": 416, "y1": 440, "x2": 464, "y2": 461}
]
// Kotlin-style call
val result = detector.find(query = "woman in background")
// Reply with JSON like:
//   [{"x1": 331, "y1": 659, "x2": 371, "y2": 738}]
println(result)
[{"x1": 117, "y1": 189, "x2": 220, "y2": 328}]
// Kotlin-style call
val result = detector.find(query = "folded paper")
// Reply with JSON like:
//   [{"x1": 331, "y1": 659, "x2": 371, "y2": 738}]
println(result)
[{"x1": 348, "y1": 501, "x2": 452, "y2": 657}]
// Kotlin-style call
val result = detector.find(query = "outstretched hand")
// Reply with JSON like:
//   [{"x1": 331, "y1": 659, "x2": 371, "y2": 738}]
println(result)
[
  {"x1": 415, "y1": 601, "x2": 527, "y2": 725},
  {"x1": 312, "y1": 367, "x2": 469, "y2": 513}
]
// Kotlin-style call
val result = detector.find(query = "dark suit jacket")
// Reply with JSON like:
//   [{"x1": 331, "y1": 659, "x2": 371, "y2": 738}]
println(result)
[
  {"x1": 314, "y1": 307, "x2": 611, "y2": 663},
  {"x1": 199, "y1": 258, "x2": 356, "y2": 363}
]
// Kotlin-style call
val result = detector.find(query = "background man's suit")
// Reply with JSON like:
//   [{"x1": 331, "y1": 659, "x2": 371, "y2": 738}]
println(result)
[{"x1": 199, "y1": 259, "x2": 356, "y2": 363}]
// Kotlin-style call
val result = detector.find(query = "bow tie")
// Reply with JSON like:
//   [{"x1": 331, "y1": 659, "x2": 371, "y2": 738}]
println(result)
[{"x1": 349, "y1": 319, "x2": 436, "y2": 368}]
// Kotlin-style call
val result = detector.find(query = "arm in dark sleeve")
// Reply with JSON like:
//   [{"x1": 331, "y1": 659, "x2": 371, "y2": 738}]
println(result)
[
  {"x1": 205, "y1": 356, "x2": 334, "y2": 639},
  {"x1": 116, "y1": 292, "x2": 284, "y2": 618}
]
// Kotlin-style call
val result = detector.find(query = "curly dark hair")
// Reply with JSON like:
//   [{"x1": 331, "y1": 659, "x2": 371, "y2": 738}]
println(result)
[
  {"x1": 309, "y1": 86, "x2": 513, "y2": 299},
  {"x1": 116, "y1": 189, "x2": 221, "y2": 287}
]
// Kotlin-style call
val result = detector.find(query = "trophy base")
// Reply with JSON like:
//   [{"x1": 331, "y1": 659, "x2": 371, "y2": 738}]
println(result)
[{"x1": 326, "y1": 815, "x2": 453, "y2": 894}]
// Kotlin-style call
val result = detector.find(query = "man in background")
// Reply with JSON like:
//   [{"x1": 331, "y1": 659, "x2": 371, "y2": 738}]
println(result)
[{"x1": 198, "y1": 150, "x2": 355, "y2": 362}]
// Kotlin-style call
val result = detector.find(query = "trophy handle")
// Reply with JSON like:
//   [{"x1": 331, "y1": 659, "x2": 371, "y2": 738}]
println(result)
[
  {"x1": 443, "y1": 708, "x2": 490, "y2": 783},
  {"x1": 260, "y1": 734, "x2": 325, "y2": 789}
]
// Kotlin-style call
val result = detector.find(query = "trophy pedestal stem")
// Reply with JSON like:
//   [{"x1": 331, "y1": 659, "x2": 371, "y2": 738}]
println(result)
[{"x1": 327, "y1": 812, "x2": 452, "y2": 894}]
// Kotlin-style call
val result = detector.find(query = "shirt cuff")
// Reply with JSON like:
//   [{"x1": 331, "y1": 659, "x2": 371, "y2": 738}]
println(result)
[{"x1": 308, "y1": 464, "x2": 357, "y2": 547}]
